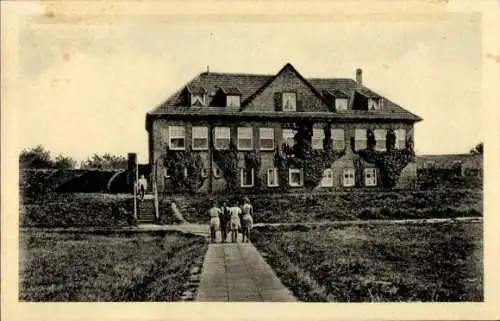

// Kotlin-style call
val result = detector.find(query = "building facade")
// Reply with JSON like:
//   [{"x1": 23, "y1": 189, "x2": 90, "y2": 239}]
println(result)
[{"x1": 146, "y1": 63, "x2": 422, "y2": 193}]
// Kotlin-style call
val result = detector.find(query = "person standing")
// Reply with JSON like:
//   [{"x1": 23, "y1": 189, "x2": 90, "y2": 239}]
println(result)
[
  {"x1": 208, "y1": 201, "x2": 221, "y2": 243},
  {"x1": 219, "y1": 201, "x2": 229, "y2": 243},
  {"x1": 137, "y1": 174, "x2": 148, "y2": 201},
  {"x1": 241, "y1": 197, "x2": 254, "y2": 243},
  {"x1": 228, "y1": 201, "x2": 242, "y2": 243}
]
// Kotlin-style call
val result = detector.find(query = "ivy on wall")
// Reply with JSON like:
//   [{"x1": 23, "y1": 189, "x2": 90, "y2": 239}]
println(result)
[
  {"x1": 212, "y1": 142, "x2": 239, "y2": 190},
  {"x1": 244, "y1": 150, "x2": 262, "y2": 188},
  {"x1": 163, "y1": 145, "x2": 204, "y2": 193},
  {"x1": 275, "y1": 122, "x2": 345, "y2": 190},
  {"x1": 353, "y1": 128, "x2": 415, "y2": 188}
]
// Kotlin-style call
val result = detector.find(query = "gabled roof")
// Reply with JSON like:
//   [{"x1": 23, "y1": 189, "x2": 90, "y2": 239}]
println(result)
[
  {"x1": 241, "y1": 63, "x2": 329, "y2": 108},
  {"x1": 149, "y1": 63, "x2": 422, "y2": 122}
]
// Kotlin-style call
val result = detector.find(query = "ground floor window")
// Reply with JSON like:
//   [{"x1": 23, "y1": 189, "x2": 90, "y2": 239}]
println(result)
[
  {"x1": 364, "y1": 168, "x2": 377, "y2": 186},
  {"x1": 289, "y1": 168, "x2": 304, "y2": 187},
  {"x1": 267, "y1": 168, "x2": 279, "y2": 187},
  {"x1": 343, "y1": 168, "x2": 355, "y2": 187},
  {"x1": 321, "y1": 168, "x2": 334, "y2": 187},
  {"x1": 201, "y1": 168, "x2": 209, "y2": 178},
  {"x1": 240, "y1": 168, "x2": 254, "y2": 187},
  {"x1": 213, "y1": 167, "x2": 222, "y2": 178}
]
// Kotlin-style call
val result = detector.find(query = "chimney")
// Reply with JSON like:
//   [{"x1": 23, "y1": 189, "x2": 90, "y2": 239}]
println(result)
[
  {"x1": 206, "y1": 65, "x2": 210, "y2": 73},
  {"x1": 356, "y1": 68, "x2": 363, "y2": 84}
]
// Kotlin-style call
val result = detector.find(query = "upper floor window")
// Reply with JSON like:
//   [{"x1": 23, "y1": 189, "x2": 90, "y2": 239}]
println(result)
[
  {"x1": 312, "y1": 128, "x2": 324, "y2": 150},
  {"x1": 331, "y1": 128, "x2": 345, "y2": 150},
  {"x1": 237, "y1": 127, "x2": 253, "y2": 150},
  {"x1": 214, "y1": 127, "x2": 230, "y2": 150},
  {"x1": 192, "y1": 126, "x2": 208, "y2": 150},
  {"x1": 321, "y1": 169, "x2": 334, "y2": 187},
  {"x1": 169, "y1": 126, "x2": 185, "y2": 150},
  {"x1": 282, "y1": 129, "x2": 296, "y2": 148},
  {"x1": 368, "y1": 99, "x2": 381, "y2": 111},
  {"x1": 335, "y1": 98, "x2": 348, "y2": 111},
  {"x1": 355, "y1": 129, "x2": 367, "y2": 150},
  {"x1": 260, "y1": 128, "x2": 275, "y2": 150},
  {"x1": 282, "y1": 92, "x2": 297, "y2": 111},
  {"x1": 374, "y1": 129, "x2": 387, "y2": 151},
  {"x1": 227, "y1": 95, "x2": 240, "y2": 108},
  {"x1": 395, "y1": 129, "x2": 406, "y2": 149}
]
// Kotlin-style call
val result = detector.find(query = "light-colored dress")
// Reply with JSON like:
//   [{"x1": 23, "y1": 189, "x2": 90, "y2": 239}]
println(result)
[
  {"x1": 242, "y1": 203, "x2": 253, "y2": 229},
  {"x1": 229, "y1": 206, "x2": 242, "y2": 230},
  {"x1": 209, "y1": 207, "x2": 221, "y2": 231}
]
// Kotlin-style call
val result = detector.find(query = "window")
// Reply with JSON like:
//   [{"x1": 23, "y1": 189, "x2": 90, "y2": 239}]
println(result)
[
  {"x1": 169, "y1": 126, "x2": 185, "y2": 150},
  {"x1": 237, "y1": 127, "x2": 253, "y2": 150},
  {"x1": 364, "y1": 168, "x2": 377, "y2": 186},
  {"x1": 282, "y1": 129, "x2": 296, "y2": 148},
  {"x1": 368, "y1": 99, "x2": 379, "y2": 110},
  {"x1": 289, "y1": 168, "x2": 303, "y2": 187},
  {"x1": 335, "y1": 98, "x2": 348, "y2": 111},
  {"x1": 240, "y1": 168, "x2": 254, "y2": 187},
  {"x1": 192, "y1": 126, "x2": 208, "y2": 150},
  {"x1": 214, "y1": 127, "x2": 230, "y2": 150},
  {"x1": 260, "y1": 128, "x2": 275, "y2": 150},
  {"x1": 282, "y1": 92, "x2": 297, "y2": 111},
  {"x1": 343, "y1": 168, "x2": 355, "y2": 187},
  {"x1": 312, "y1": 128, "x2": 324, "y2": 150},
  {"x1": 395, "y1": 129, "x2": 406, "y2": 149},
  {"x1": 213, "y1": 167, "x2": 222, "y2": 178},
  {"x1": 163, "y1": 168, "x2": 170, "y2": 179},
  {"x1": 321, "y1": 169, "x2": 334, "y2": 187},
  {"x1": 227, "y1": 95, "x2": 240, "y2": 108},
  {"x1": 374, "y1": 129, "x2": 387, "y2": 151},
  {"x1": 191, "y1": 94, "x2": 205, "y2": 106},
  {"x1": 183, "y1": 167, "x2": 188, "y2": 178},
  {"x1": 267, "y1": 168, "x2": 279, "y2": 187},
  {"x1": 331, "y1": 128, "x2": 345, "y2": 150},
  {"x1": 355, "y1": 129, "x2": 367, "y2": 150},
  {"x1": 201, "y1": 168, "x2": 209, "y2": 178}
]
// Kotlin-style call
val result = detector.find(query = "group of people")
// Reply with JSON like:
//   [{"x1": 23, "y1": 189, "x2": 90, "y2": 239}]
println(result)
[{"x1": 208, "y1": 197, "x2": 254, "y2": 243}]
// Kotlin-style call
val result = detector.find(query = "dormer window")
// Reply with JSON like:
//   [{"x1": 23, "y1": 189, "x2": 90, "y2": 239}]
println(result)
[
  {"x1": 353, "y1": 90, "x2": 382, "y2": 111},
  {"x1": 335, "y1": 98, "x2": 348, "y2": 111},
  {"x1": 226, "y1": 95, "x2": 240, "y2": 108},
  {"x1": 282, "y1": 92, "x2": 297, "y2": 111},
  {"x1": 186, "y1": 85, "x2": 207, "y2": 106},
  {"x1": 368, "y1": 99, "x2": 381, "y2": 111},
  {"x1": 323, "y1": 89, "x2": 349, "y2": 112}
]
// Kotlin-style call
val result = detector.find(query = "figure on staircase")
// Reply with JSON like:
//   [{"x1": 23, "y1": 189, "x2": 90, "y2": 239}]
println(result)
[{"x1": 137, "y1": 174, "x2": 148, "y2": 201}]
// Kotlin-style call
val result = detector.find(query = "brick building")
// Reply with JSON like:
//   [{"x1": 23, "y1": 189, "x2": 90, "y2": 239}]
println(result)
[{"x1": 145, "y1": 63, "x2": 422, "y2": 193}]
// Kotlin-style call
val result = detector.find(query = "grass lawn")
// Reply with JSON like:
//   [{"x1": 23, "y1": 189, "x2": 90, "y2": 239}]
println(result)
[
  {"x1": 19, "y1": 231, "x2": 207, "y2": 301},
  {"x1": 252, "y1": 221, "x2": 483, "y2": 302}
]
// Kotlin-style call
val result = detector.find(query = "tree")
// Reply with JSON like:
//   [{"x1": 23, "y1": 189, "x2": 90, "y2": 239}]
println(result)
[
  {"x1": 19, "y1": 145, "x2": 53, "y2": 169},
  {"x1": 53, "y1": 154, "x2": 77, "y2": 169},
  {"x1": 470, "y1": 142, "x2": 483, "y2": 155},
  {"x1": 80, "y1": 153, "x2": 128, "y2": 170}
]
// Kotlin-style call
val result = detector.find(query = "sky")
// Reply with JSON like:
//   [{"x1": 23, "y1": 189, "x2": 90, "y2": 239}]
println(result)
[{"x1": 13, "y1": 4, "x2": 482, "y2": 164}]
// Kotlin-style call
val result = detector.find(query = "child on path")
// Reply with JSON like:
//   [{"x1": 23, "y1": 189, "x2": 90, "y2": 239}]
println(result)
[
  {"x1": 241, "y1": 197, "x2": 254, "y2": 243},
  {"x1": 208, "y1": 201, "x2": 221, "y2": 243},
  {"x1": 228, "y1": 201, "x2": 242, "y2": 243}
]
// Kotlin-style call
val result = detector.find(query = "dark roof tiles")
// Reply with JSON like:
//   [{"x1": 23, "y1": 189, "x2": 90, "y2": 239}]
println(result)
[{"x1": 150, "y1": 65, "x2": 421, "y2": 122}]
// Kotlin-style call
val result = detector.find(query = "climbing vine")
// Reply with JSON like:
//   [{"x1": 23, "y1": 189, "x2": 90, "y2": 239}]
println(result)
[
  {"x1": 244, "y1": 150, "x2": 262, "y2": 188},
  {"x1": 163, "y1": 145, "x2": 204, "y2": 193},
  {"x1": 275, "y1": 122, "x2": 345, "y2": 190},
  {"x1": 212, "y1": 142, "x2": 239, "y2": 190},
  {"x1": 353, "y1": 128, "x2": 415, "y2": 188}
]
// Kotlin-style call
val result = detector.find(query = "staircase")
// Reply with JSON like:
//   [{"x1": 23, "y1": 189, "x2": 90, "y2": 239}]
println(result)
[{"x1": 136, "y1": 195, "x2": 157, "y2": 224}]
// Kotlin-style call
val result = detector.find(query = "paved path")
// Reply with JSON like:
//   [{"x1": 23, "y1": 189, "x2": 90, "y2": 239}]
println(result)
[{"x1": 196, "y1": 240, "x2": 297, "y2": 302}]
